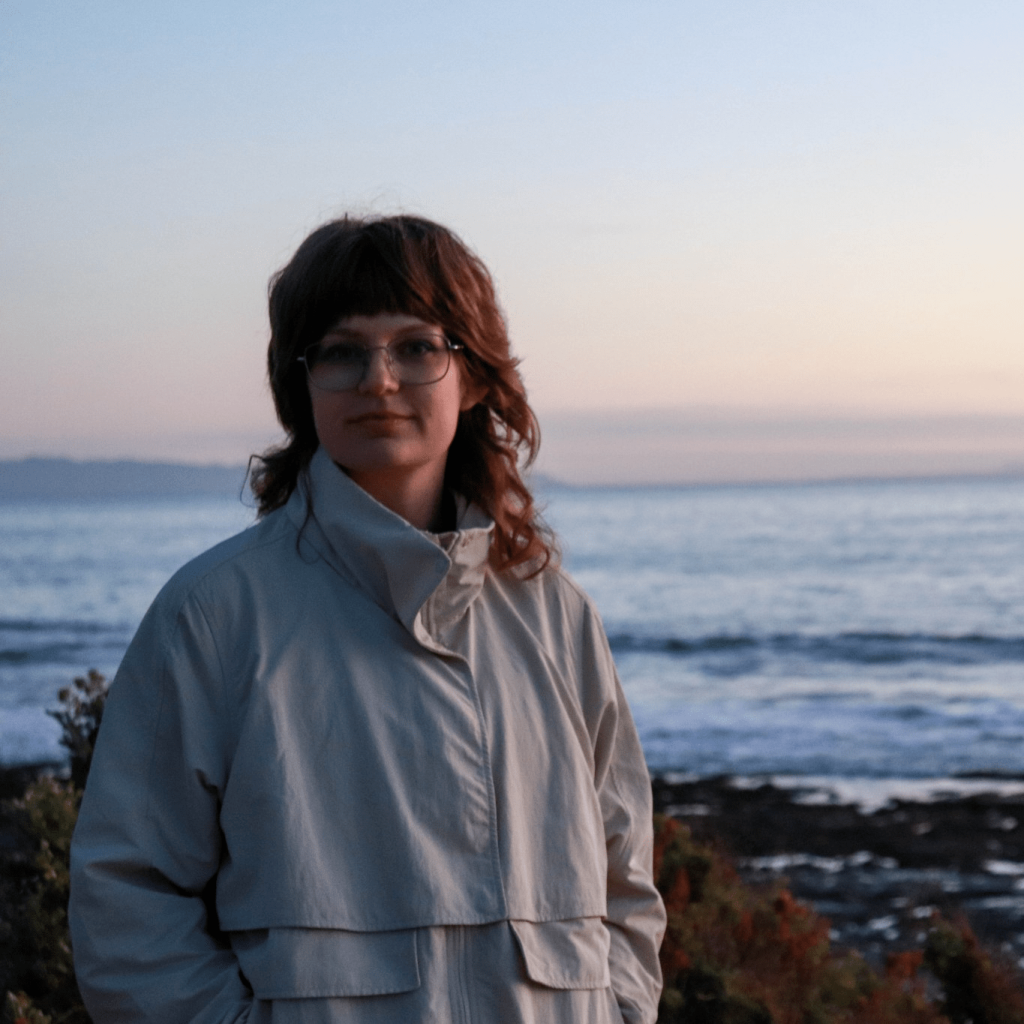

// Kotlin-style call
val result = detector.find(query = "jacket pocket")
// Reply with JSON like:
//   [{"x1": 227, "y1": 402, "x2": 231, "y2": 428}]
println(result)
[
  {"x1": 230, "y1": 927, "x2": 420, "y2": 999},
  {"x1": 509, "y1": 918, "x2": 611, "y2": 990}
]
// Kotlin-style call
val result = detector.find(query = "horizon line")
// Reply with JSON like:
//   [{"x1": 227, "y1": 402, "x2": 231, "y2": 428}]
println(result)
[{"x1": 3, "y1": 455, "x2": 1024, "y2": 495}]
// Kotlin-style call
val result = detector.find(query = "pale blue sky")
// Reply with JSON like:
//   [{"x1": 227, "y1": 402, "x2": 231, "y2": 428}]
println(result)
[{"x1": 3, "y1": 1, "x2": 1023, "y2": 480}]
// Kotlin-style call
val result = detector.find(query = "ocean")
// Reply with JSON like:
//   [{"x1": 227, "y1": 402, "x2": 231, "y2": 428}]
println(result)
[{"x1": 3, "y1": 476, "x2": 1024, "y2": 785}]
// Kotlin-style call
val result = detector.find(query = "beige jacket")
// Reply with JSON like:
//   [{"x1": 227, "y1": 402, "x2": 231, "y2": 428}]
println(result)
[{"x1": 70, "y1": 448, "x2": 665, "y2": 1022}]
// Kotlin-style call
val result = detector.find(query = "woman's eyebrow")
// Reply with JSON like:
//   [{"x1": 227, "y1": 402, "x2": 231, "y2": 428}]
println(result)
[
  {"x1": 320, "y1": 329, "x2": 363, "y2": 342},
  {"x1": 322, "y1": 326, "x2": 444, "y2": 342}
]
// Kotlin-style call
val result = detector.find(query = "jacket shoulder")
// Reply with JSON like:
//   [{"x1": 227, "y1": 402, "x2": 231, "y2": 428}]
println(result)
[
  {"x1": 503, "y1": 561, "x2": 601, "y2": 621},
  {"x1": 489, "y1": 562, "x2": 612, "y2": 665},
  {"x1": 149, "y1": 507, "x2": 297, "y2": 617}
]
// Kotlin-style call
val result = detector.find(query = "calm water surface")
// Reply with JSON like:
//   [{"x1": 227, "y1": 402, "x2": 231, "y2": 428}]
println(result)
[{"x1": 3, "y1": 477, "x2": 1023, "y2": 778}]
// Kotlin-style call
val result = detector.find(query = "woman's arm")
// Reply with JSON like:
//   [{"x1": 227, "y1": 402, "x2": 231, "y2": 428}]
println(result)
[
  {"x1": 69, "y1": 596, "x2": 252, "y2": 1024},
  {"x1": 601, "y1": 720, "x2": 666, "y2": 1024},
  {"x1": 581, "y1": 605, "x2": 667, "y2": 1024}
]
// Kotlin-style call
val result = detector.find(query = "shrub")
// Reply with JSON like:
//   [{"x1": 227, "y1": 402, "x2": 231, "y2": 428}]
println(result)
[
  {"x1": 46, "y1": 671, "x2": 107, "y2": 792},
  {"x1": 924, "y1": 916, "x2": 1024, "y2": 1024},
  {"x1": 1, "y1": 672, "x2": 106, "y2": 1024},
  {"x1": 653, "y1": 814, "x2": 1024, "y2": 1023},
  {"x1": 4, "y1": 991, "x2": 52, "y2": 1024}
]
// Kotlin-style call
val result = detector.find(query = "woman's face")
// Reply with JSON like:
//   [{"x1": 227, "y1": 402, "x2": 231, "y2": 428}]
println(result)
[{"x1": 307, "y1": 312, "x2": 482, "y2": 511}]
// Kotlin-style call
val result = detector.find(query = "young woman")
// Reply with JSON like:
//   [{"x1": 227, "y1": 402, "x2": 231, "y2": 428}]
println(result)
[{"x1": 70, "y1": 215, "x2": 665, "y2": 1023}]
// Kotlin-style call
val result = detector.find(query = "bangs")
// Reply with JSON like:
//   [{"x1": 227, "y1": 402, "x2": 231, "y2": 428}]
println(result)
[
  {"x1": 304, "y1": 228, "x2": 444, "y2": 343},
  {"x1": 270, "y1": 217, "x2": 488, "y2": 366}
]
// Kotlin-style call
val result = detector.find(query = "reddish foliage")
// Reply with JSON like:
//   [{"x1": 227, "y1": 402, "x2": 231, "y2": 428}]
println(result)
[
  {"x1": 886, "y1": 950, "x2": 925, "y2": 985},
  {"x1": 652, "y1": 814, "x2": 960, "y2": 1023}
]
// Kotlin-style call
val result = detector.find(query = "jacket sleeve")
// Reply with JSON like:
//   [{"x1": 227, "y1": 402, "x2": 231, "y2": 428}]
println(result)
[
  {"x1": 69, "y1": 591, "x2": 253, "y2": 1024},
  {"x1": 582, "y1": 604, "x2": 666, "y2": 1024}
]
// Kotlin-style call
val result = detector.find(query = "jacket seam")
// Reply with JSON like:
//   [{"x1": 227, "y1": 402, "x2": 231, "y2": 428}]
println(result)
[
  {"x1": 142, "y1": 645, "x2": 171, "y2": 824},
  {"x1": 162, "y1": 527, "x2": 291, "y2": 623},
  {"x1": 606, "y1": 761, "x2": 637, "y2": 853},
  {"x1": 191, "y1": 592, "x2": 232, "y2": 763}
]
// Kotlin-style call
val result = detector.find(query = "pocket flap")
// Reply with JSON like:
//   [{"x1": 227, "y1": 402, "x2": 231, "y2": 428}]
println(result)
[
  {"x1": 510, "y1": 918, "x2": 611, "y2": 990},
  {"x1": 231, "y1": 927, "x2": 420, "y2": 999}
]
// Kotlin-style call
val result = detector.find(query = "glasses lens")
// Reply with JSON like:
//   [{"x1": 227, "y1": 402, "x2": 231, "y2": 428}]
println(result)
[
  {"x1": 305, "y1": 342, "x2": 365, "y2": 391},
  {"x1": 303, "y1": 337, "x2": 452, "y2": 391},
  {"x1": 389, "y1": 337, "x2": 450, "y2": 385}
]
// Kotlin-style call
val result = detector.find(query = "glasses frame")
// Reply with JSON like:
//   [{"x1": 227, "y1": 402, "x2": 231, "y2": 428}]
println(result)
[{"x1": 298, "y1": 336, "x2": 465, "y2": 393}]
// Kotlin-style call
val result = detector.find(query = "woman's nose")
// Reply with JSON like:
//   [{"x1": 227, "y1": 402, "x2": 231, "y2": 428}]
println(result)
[{"x1": 358, "y1": 348, "x2": 401, "y2": 394}]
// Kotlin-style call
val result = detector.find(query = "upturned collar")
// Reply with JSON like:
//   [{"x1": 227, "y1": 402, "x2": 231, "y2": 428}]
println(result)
[{"x1": 285, "y1": 447, "x2": 493, "y2": 651}]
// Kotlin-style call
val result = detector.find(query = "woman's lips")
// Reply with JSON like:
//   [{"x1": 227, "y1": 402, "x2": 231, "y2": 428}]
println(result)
[
  {"x1": 349, "y1": 411, "x2": 412, "y2": 424},
  {"x1": 347, "y1": 411, "x2": 414, "y2": 434}
]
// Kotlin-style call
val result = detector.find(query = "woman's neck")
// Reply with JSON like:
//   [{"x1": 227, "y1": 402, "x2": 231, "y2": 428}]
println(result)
[{"x1": 340, "y1": 461, "x2": 449, "y2": 531}]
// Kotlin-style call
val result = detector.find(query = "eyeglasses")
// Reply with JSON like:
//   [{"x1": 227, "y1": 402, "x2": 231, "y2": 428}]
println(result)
[{"x1": 298, "y1": 334, "x2": 464, "y2": 392}]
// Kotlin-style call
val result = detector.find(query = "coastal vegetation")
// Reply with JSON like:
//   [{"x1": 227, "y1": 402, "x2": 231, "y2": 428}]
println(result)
[
  {"x1": 653, "y1": 814, "x2": 1024, "y2": 1023},
  {"x1": 2, "y1": 674, "x2": 1024, "y2": 1023}
]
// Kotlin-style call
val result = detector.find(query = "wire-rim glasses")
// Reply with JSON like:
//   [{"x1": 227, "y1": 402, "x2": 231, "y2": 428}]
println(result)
[{"x1": 298, "y1": 334, "x2": 464, "y2": 392}]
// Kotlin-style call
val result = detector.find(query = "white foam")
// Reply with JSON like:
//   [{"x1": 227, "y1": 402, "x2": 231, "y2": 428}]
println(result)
[
  {"x1": 743, "y1": 775, "x2": 1024, "y2": 814},
  {"x1": 985, "y1": 860, "x2": 1024, "y2": 876},
  {"x1": 742, "y1": 850, "x2": 897, "y2": 873}
]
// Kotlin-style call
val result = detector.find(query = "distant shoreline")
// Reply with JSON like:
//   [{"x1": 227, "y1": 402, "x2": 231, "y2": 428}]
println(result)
[
  {"x1": 4, "y1": 456, "x2": 1024, "y2": 501},
  {"x1": 0, "y1": 457, "x2": 250, "y2": 501},
  {"x1": 536, "y1": 468, "x2": 1024, "y2": 492}
]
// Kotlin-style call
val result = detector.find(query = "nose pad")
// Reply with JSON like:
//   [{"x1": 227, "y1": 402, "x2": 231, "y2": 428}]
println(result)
[{"x1": 359, "y1": 348, "x2": 401, "y2": 392}]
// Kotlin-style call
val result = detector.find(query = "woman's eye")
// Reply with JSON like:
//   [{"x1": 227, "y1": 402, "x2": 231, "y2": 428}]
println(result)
[
  {"x1": 319, "y1": 344, "x2": 364, "y2": 365},
  {"x1": 397, "y1": 338, "x2": 441, "y2": 359}
]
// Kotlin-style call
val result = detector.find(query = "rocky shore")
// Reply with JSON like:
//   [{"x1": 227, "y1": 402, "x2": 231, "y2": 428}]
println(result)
[{"x1": 652, "y1": 773, "x2": 1024, "y2": 966}]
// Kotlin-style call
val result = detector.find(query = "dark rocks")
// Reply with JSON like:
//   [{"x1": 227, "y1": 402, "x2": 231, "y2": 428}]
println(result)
[{"x1": 652, "y1": 774, "x2": 1024, "y2": 966}]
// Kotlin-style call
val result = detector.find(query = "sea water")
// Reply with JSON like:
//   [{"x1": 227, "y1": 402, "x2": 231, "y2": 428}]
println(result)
[
  {"x1": 2, "y1": 477, "x2": 1024, "y2": 780},
  {"x1": 0, "y1": 497, "x2": 256, "y2": 763}
]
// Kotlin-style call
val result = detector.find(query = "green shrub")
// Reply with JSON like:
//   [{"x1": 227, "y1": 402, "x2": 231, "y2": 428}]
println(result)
[
  {"x1": 924, "y1": 916, "x2": 1024, "y2": 1024},
  {"x1": 46, "y1": 671, "x2": 107, "y2": 793},
  {"x1": 1, "y1": 672, "x2": 105, "y2": 1024}
]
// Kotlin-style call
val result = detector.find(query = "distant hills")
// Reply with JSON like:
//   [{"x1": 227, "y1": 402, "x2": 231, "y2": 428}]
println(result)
[{"x1": 0, "y1": 458, "x2": 250, "y2": 501}]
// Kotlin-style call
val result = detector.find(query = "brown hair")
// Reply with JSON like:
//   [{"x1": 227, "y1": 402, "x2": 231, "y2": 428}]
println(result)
[{"x1": 251, "y1": 214, "x2": 555, "y2": 576}]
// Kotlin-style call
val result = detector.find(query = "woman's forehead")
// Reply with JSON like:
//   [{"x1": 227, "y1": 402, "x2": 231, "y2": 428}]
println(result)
[{"x1": 325, "y1": 312, "x2": 443, "y2": 338}]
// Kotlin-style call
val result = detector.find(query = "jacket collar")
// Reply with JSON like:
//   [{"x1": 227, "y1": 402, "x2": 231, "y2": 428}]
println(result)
[{"x1": 285, "y1": 447, "x2": 493, "y2": 646}]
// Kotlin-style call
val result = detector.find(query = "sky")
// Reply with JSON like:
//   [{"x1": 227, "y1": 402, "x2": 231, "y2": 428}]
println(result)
[{"x1": 3, "y1": 1, "x2": 1023, "y2": 483}]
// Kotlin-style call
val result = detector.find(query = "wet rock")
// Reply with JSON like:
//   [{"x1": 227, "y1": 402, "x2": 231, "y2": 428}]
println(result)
[{"x1": 653, "y1": 774, "x2": 1024, "y2": 965}]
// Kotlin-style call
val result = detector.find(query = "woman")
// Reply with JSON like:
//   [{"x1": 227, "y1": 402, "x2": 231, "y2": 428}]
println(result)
[{"x1": 70, "y1": 215, "x2": 665, "y2": 1023}]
